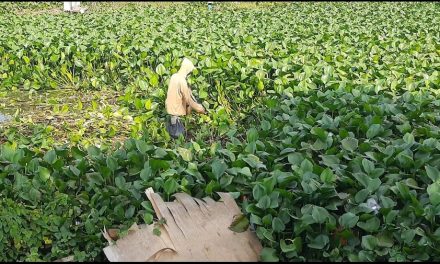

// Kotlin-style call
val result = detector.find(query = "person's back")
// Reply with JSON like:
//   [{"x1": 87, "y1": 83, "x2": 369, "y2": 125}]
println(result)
[{"x1": 165, "y1": 73, "x2": 187, "y2": 117}]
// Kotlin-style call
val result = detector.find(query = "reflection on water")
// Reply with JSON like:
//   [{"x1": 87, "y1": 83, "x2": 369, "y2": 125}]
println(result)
[{"x1": 0, "y1": 113, "x2": 12, "y2": 123}]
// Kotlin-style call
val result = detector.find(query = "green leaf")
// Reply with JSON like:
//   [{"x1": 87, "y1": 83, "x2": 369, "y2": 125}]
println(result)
[
  {"x1": 377, "y1": 233, "x2": 394, "y2": 248},
  {"x1": 385, "y1": 210, "x2": 398, "y2": 224},
  {"x1": 361, "y1": 235, "x2": 378, "y2": 250},
  {"x1": 308, "y1": 234, "x2": 329, "y2": 250},
  {"x1": 272, "y1": 217, "x2": 285, "y2": 232},
  {"x1": 320, "y1": 168, "x2": 336, "y2": 184},
  {"x1": 366, "y1": 124, "x2": 383, "y2": 139},
  {"x1": 355, "y1": 172, "x2": 381, "y2": 192},
  {"x1": 357, "y1": 217, "x2": 380, "y2": 232},
  {"x1": 312, "y1": 206, "x2": 329, "y2": 224},
  {"x1": 288, "y1": 153, "x2": 303, "y2": 166},
  {"x1": 141, "y1": 201, "x2": 153, "y2": 212},
  {"x1": 280, "y1": 237, "x2": 302, "y2": 253},
  {"x1": 86, "y1": 172, "x2": 104, "y2": 186},
  {"x1": 339, "y1": 212, "x2": 359, "y2": 229},
  {"x1": 163, "y1": 178, "x2": 179, "y2": 195},
  {"x1": 140, "y1": 165, "x2": 153, "y2": 181},
  {"x1": 154, "y1": 148, "x2": 168, "y2": 158},
  {"x1": 136, "y1": 140, "x2": 152, "y2": 153},
  {"x1": 269, "y1": 191, "x2": 280, "y2": 209},
  {"x1": 370, "y1": 168, "x2": 385, "y2": 178},
  {"x1": 155, "y1": 63, "x2": 166, "y2": 75},
  {"x1": 38, "y1": 167, "x2": 51, "y2": 182},
  {"x1": 240, "y1": 167, "x2": 252, "y2": 177},
  {"x1": 311, "y1": 127, "x2": 327, "y2": 141},
  {"x1": 262, "y1": 214, "x2": 273, "y2": 226},
  {"x1": 143, "y1": 213, "x2": 153, "y2": 224},
  {"x1": 425, "y1": 165, "x2": 440, "y2": 182},
  {"x1": 153, "y1": 227, "x2": 161, "y2": 236},
  {"x1": 219, "y1": 149, "x2": 236, "y2": 162},
  {"x1": 341, "y1": 137, "x2": 358, "y2": 152},
  {"x1": 247, "y1": 127, "x2": 259, "y2": 142},
  {"x1": 280, "y1": 148, "x2": 296, "y2": 156},
  {"x1": 125, "y1": 205, "x2": 135, "y2": 219},
  {"x1": 136, "y1": 140, "x2": 153, "y2": 154},
  {"x1": 43, "y1": 150, "x2": 57, "y2": 164},
  {"x1": 106, "y1": 156, "x2": 118, "y2": 172},
  {"x1": 28, "y1": 187, "x2": 41, "y2": 202},
  {"x1": 256, "y1": 195, "x2": 271, "y2": 210},
  {"x1": 211, "y1": 159, "x2": 228, "y2": 180},
  {"x1": 260, "y1": 248, "x2": 279, "y2": 262},
  {"x1": 401, "y1": 229, "x2": 416, "y2": 244},
  {"x1": 380, "y1": 196, "x2": 396, "y2": 208},
  {"x1": 405, "y1": 178, "x2": 422, "y2": 190},
  {"x1": 321, "y1": 155, "x2": 340, "y2": 167},
  {"x1": 396, "y1": 181, "x2": 411, "y2": 200},
  {"x1": 261, "y1": 120, "x2": 271, "y2": 131},
  {"x1": 205, "y1": 180, "x2": 219, "y2": 195},
  {"x1": 177, "y1": 147, "x2": 192, "y2": 162},
  {"x1": 300, "y1": 159, "x2": 314, "y2": 173},
  {"x1": 403, "y1": 133, "x2": 415, "y2": 145},
  {"x1": 367, "y1": 178, "x2": 381, "y2": 193},
  {"x1": 229, "y1": 214, "x2": 250, "y2": 233},
  {"x1": 397, "y1": 153, "x2": 414, "y2": 168},
  {"x1": 139, "y1": 80, "x2": 148, "y2": 91},
  {"x1": 150, "y1": 159, "x2": 170, "y2": 171},
  {"x1": 253, "y1": 184, "x2": 266, "y2": 201},
  {"x1": 87, "y1": 146, "x2": 101, "y2": 157},
  {"x1": 242, "y1": 154, "x2": 266, "y2": 169},
  {"x1": 149, "y1": 74, "x2": 159, "y2": 86},
  {"x1": 115, "y1": 176, "x2": 126, "y2": 189},
  {"x1": 362, "y1": 158, "x2": 375, "y2": 174},
  {"x1": 355, "y1": 189, "x2": 370, "y2": 203},
  {"x1": 250, "y1": 214, "x2": 262, "y2": 225},
  {"x1": 256, "y1": 69, "x2": 266, "y2": 80},
  {"x1": 70, "y1": 165, "x2": 81, "y2": 177},
  {"x1": 427, "y1": 181, "x2": 440, "y2": 205}
]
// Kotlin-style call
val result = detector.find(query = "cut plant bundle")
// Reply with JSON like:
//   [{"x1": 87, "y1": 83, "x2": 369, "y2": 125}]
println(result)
[{"x1": 102, "y1": 188, "x2": 262, "y2": 262}]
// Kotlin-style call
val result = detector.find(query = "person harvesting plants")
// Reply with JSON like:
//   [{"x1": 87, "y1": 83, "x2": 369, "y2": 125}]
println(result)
[{"x1": 165, "y1": 58, "x2": 206, "y2": 139}]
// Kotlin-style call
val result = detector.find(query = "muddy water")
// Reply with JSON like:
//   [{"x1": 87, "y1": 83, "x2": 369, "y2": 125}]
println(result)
[{"x1": 0, "y1": 113, "x2": 12, "y2": 123}]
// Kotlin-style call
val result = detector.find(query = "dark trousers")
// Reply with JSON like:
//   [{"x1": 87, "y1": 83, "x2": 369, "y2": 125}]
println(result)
[{"x1": 166, "y1": 115, "x2": 185, "y2": 139}]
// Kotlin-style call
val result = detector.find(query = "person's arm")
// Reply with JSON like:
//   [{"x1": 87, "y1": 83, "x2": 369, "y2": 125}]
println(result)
[{"x1": 181, "y1": 80, "x2": 205, "y2": 114}]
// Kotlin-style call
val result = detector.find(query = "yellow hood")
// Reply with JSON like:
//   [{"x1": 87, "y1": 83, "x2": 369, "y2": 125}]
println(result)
[{"x1": 178, "y1": 58, "x2": 195, "y2": 77}]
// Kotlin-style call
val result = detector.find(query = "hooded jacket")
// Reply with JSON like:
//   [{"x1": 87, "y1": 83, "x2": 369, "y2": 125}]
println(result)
[{"x1": 165, "y1": 58, "x2": 205, "y2": 116}]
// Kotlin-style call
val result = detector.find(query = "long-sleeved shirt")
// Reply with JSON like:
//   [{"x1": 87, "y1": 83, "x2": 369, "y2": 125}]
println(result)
[{"x1": 165, "y1": 58, "x2": 205, "y2": 116}]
